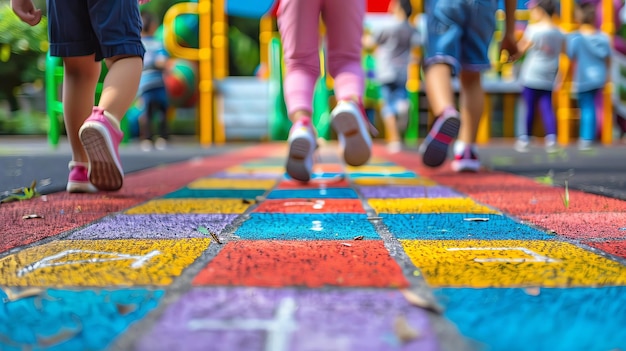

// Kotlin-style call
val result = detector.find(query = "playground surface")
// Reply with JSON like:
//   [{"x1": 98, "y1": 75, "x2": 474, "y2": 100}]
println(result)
[{"x1": 1, "y1": 138, "x2": 626, "y2": 351}]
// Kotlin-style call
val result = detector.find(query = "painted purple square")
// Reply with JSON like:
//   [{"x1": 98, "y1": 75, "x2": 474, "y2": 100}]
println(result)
[
  {"x1": 67, "y1": 214, "x2": 238, "y2": 239},
  {"x1": 137, "y1": 287, "x2": 439, "y2": 351},
  {"x1": 358, "y1": 186, "x2": 462, "y2": 199},
  {"x1": 211, "y1": 171, "x2": 281, "y2": 179}
]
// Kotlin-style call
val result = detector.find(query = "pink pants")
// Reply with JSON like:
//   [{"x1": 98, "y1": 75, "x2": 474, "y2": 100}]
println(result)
[{"x1": 278, "y1": 0, "x2": 365, "y2": 116}]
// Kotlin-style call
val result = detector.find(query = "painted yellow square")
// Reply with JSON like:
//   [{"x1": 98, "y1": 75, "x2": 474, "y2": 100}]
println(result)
[
  {"x1": 187, "y1": 178, "x2": 277, "y2": 189},
  {"x1": 353, "y1": 177, "x2": 437, "y2": 186},
  {"x1": 0, "y1": 239, "x2": 210, "y2": 287},
  {"x1": 126, "y1": 199, "x2": 250, "y2": 214},
  {"x1": 368, "y1": 198, "x2": 499, "y2": 214},
  {"x1": 401, "y1": 239, "x2": 626, "y2": 287}
]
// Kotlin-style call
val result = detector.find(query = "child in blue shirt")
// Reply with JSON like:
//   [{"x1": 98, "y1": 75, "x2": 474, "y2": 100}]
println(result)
[
  {"x1": 567, "y1": 0, "x2": 611, "y2": 150},
  {"x1": 139, "y1": 11, "x2": 170, "y2": 151}
]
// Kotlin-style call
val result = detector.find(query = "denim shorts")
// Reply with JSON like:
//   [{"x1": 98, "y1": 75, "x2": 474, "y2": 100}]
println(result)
[
  {"x1": 380, "y1": 82, "x2": 409, "y2": 118},
  {"x1": 424, "y1": 0, "x2": 497, "y2": 75},
  {"x1": 48, "y1": 0, "x2": 145, "y2": 61}
]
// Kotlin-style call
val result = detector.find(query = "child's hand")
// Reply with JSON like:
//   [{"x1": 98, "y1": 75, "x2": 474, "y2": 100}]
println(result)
[
  {"x1": 500, "y1": 32, "x2": 520, "y2": 61},
  {"x1": 10, "y1": 0, "x2": 42, "y2": 26}
]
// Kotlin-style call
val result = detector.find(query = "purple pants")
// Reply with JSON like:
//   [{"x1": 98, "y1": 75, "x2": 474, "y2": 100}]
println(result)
[
  {"x1": 278, "y1": 0, "x2": 365, "y2": 116},
  {"x1": 521, "y1": 87, "x2": 557, "y2": 136}
]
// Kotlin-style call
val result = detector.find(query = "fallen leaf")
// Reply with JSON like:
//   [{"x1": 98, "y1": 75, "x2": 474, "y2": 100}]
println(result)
[
  {"x1": 242, "y1": 199, "x2": 253, "y2": 204},
  {"x1": 394, "y1": 315, "x2": 421, "y2": 343},
  {"x1": 116, "y1": 303, "x2": 137, "y2": 315},
  {"x1": 2, "y1": 287, "x2": 45, "y2": 302},
  {"x1": 367, "y1": 216, "x2": 383, "y2": 221},
  {"x1": 524, "y1": 287, "x2": 541, "y2": 296},
  {"x1": 463, "y1": 217, "x2": 489, "y2": 222},
  {"x1": 22, "y1": 214, "x2": 44, "y2": 219},
  {"x1": 353, "y1": 235, "x2": 364, "y2": 240},
  {"x1": 341, "y1": 243, "x2": 352, "y2": 247},
  {"x1": 400, "y1": 289, "x2": 443, "y2": 314}
]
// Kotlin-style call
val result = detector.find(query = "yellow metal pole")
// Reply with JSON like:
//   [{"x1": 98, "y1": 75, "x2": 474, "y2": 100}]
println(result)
[
  {"x1": 212, "y1": 0, "x2": 227, "y2": 144},
  {"x1": 477, "y1": 94, "x2": 492, "y2": 144},
  {"x1": 259, "y1": 15, "x2": 274, "y2": 80},
  {"x1": 198, "y1": 0, "x2": 214, "y2": 146},
  {"x1": 556, "y1": 0, "x2": 574, "y2": 145},
  {"x1": 601, "y1": 0, "x2": 615, "y2": 145}
]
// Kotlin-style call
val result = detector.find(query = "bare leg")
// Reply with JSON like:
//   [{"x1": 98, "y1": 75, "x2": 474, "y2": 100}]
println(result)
[
  {"x1": 383, "y1": 114, "x2": 401, "y2": 143},
  {"x1": 425, "y1": 63, "x2": 455, "y2": 116},
  {"x1": 62, "y1": 55, "x2": 101, "y2": 163},
  {"x1": 100, "y1": 55, "x2": 143, "y2": 121},
  {"x1": 458, "y1": 70, "x2": 483, "y2": 144}
]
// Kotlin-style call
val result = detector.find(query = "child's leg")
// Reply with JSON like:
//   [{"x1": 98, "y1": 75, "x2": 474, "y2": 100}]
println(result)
[
  {"x1": 278, "y1": 0, "x2": 322, "y2": 121},
  {"x1": 100, "y1": 56, "x2": 143, "y2": 121},
  {"x1": 578, "y1": 90, "x2": 596, "y2": 142},
  {"x1": 425, "y1": 64, "x2": 456, "y2": 116},
  {"x1": 322, "y1": 0, "x2": 365, "y2": 103},
  {"x1": 458, "y1": 70, "x2": 483, "y2": 145},
  {"x1": 537, "y1": 89, "x2": 557, "y2": 137},
  {"x1": 62, "y1": 56, "x2": 102, "y2": 164},
  {"x1": 521, "y1": 87, "x2": 539, "y2": 140},
  {"x1": 324, "y1": 0, "x2": 372, "y2": 166}
]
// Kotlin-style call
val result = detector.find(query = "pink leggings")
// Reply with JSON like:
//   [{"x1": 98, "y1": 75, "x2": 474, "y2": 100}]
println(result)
[{"x1": 278, "y1": 0, "x2": 365, "y2": 116}]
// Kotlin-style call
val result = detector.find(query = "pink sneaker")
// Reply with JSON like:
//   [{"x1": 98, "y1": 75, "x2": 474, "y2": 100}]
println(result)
[
  {"x1": 79, "y1": 107, "x2": 124, "y2": 191},
  {"x1": 66, "y1": 161, "x2": 98, "y2": 193}
]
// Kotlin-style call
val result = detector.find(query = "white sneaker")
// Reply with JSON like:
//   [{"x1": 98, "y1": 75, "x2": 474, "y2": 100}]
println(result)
[
  {"x1": 386, "y1": 141, "x2": 402, "y2": 154},
  {"x1": 545, "y1": 140, "x2": 559, "y2": 154},
  {"x1": 154, "y1": 137, "x2": 167, "y2": 151},
  {"x1": 140, "y1": 139, "x2": 153, "y2": 152},
  {"x1": 451, "y1": 146, "x2": 481, "y2": 173},
  {"x1": 286, "y1": 120, "x2": 316, "y2": 182},
  {"x1": 331, "y1": 100, "x2": 372, "y2": 166},
  {"x1": 514, "y1": 138, "x2": 529, "y2": 153},
  {"x1": 578, "y1": 139, "x2": 593, "y2": 151}
]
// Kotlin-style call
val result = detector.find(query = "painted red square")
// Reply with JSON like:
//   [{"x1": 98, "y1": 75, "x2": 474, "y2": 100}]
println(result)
[
  {"x1": 586, "y1": 241, "x2": 626, "y2": 259},
  {"x1": 193, "y1": 240, "x2": 409, "y2": 288},
  {"x1": 253, "y1": 199, "x2": 366, "y2": 213},
  {"x1": 520, "y1": 213, "x2": 626, "y2": 240}
]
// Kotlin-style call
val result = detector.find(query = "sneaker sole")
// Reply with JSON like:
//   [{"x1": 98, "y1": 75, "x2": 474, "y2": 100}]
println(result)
[
  {"x1": 422, "y1": 117, "x2": 460, "y2": 168},
  {"x1": 79, "y1": 123, "x2": 124, "y2": 191},
  {"x1": 66, "y1": 181, "x2": 98, "y2": 193},
  {"x1": 286, "y1": 136, "x2": 313, "y2": 182},
  {"x1": 332, "y1": 110, "x2": 371, "y2": 166},
  {"x1": 451, "y1": 159, "x2": 480, "y2": 173}
]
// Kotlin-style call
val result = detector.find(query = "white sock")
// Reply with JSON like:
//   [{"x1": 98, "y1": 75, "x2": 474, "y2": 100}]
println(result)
[
  {"x1": 453, "y1": 140, "x2": 467, "y2": 155},
  {"x1": 102, "y1": 110, "x2": 122, "y2": 131}
]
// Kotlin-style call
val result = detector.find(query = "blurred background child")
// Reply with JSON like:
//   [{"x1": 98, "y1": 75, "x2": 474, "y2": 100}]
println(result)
[
  {"x1": 365, "y1": 0, "x2": 419, "y2": 154},
  {"x1": 566, "y1": 0, "x2": 611, "y2": 150},
  {"x1": 514, "y1": 0, "x2": 565, "y2": 153},
  {"x1": 139, "y1": 10, "x2": 170, "y2": 151}
]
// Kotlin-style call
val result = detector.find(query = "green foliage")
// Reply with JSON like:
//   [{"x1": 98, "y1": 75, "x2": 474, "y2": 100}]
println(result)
[
  {"x1": 0, "y1": 4, "x2": 47, "y2": 110},
  {"x1": 229, "y1": 24, "x2": 259, "y2": 76},
  {"x1": 0, "y1": 5, "x2": 48, "y2": 55}
]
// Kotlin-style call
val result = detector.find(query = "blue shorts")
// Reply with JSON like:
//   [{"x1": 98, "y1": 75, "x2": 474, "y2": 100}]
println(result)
[
  {"x1": 380, "y1": 82, "x2": 409, "y2": 118},
  {"x1": 424, "y1": 0, "x2": 497, "y2": 75},
  {"x1": 48, "y1": 0, "x2": 145, "y2": 61}
]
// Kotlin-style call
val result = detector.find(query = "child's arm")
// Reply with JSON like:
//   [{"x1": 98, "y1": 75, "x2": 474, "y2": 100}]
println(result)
[
  {"x1": 500, "y1": 0, "x2": 520, "y2": 60},
  {"x1": 10, "y1": 0, "x2": 42, "y2": 26},
  {"x1": 555, "y1": 36, "x2": 570, "y2": 91}
]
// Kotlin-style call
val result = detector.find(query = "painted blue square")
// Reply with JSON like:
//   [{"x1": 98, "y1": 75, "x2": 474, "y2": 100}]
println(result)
[
  {"x1": 283, "y1": 172, "x2": 346, "y2": 181},
  {"x1": 234, "y1": 213, "x2": 380, "y2": 240},
  {"x1": 435, "y1": 287, "x2": 626, "y2": 351},
  {"x1": 266, "y1": 188, "x2": 358, "y2": 199},
  {"x1": 382, "y1": 213, "x2": 553, "y2": 240},
  {"x1": 348, "y1": 171, "x2": 417, "y2": 178},
  {"x1": 163, "y1": 188, "x2": 266, "y2": 199},
  {"x1": 0, "y1": 289, "x2": 163, "y2": 351}
]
